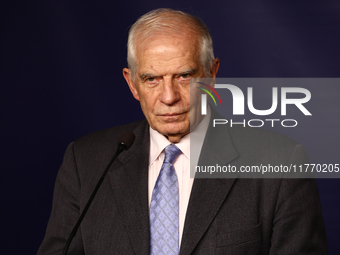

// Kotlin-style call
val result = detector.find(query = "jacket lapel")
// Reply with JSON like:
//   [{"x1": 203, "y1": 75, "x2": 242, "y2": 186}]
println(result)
[
  {"x1": 107, "y1": 120, "x2": 151, "y2": 255},
  {"x1": 105, "y1": 110, "x2": 239, "y2": 255},
  {"x1": 180, "y1": 109, "x2": 238, "y2": 255}
]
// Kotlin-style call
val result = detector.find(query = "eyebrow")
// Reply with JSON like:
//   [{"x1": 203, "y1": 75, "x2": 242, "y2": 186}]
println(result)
[
  {"x1": 178, "y1": 68, "x2": 197, "y2": 76},
  {"x1": 139, "y1": 73, "x2": 156, "y2": 80},
  {"x1": 138, "y1": 68, "x2": 197, "y2": 80}
]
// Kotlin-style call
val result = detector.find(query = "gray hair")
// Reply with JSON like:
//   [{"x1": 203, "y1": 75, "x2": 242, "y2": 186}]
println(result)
[{"x1": 127, "y1": 8, "x2": 215, "y2": 79}]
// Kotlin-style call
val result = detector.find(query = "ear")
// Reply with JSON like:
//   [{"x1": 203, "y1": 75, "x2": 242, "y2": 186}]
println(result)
[
  {"x1": 210, "y1": 58, "x2": 220, "y2": 78},
  {"x1": 123, "y1": 68, "x2": 140, "y2": 101}
]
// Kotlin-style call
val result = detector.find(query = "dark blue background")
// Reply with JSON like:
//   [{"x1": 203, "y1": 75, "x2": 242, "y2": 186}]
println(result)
[{"x1": 1, "y1": 1, "x2": 340, "y2": 254}]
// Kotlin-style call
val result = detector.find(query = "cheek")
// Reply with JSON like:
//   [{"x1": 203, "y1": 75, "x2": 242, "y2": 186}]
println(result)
[
  {"x1": 179, "y1": 86, "x2": 191, "y2": 106},
  {"x1": 139, "y1": 94, "x2": 156, "y2": 116}
]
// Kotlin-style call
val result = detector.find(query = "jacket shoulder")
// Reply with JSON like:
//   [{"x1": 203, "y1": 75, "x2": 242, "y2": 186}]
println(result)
[
  {"x1": 229, "y1": 125, "x2": 298, "y2": 148},
  {"x1": 72, "y1": 119, "x2": 148, "y2": 155},
  {"x1": 227, "y1": 125, "x2": 308, "y2": 165}
]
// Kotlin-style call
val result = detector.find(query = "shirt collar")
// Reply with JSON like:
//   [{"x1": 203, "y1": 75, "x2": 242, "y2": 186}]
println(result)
[
  {"x1": 149, "y1": 108, "x2": 211, "y2": 166},
  {"x1": 149, "y1": 128, "x2": 190, "y2": 165}
]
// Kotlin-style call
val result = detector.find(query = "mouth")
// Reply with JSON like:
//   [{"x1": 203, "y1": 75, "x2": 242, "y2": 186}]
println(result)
[
  {"x1": 161, "y1": 113, "x2": 182, "y2": 116},
  {"x1": 158, "y1": 110, "x2": 190, "y2": 117},
  {"x1": 156, "y1": 111, "x2": 189, "y2": 122}
]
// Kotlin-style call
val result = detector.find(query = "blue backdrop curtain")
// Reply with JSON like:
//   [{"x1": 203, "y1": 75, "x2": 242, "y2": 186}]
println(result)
[{"x1": 1, "y1": 1, "x2": 340, "y2": 253}]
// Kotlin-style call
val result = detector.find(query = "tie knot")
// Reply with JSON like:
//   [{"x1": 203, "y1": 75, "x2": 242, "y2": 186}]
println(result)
[{"x1": 164, "y1": 144, "x2": 181, "y2": 164}]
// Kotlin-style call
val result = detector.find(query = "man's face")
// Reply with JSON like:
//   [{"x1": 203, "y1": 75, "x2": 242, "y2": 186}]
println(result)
[{"x1": 123, "y1": 31, "x2": 219, "y2": 143}]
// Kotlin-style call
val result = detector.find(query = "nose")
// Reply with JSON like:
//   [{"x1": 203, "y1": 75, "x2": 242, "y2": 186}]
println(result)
[{"x1": 159, "y1": 77, "x2": 181, "y2": 105}]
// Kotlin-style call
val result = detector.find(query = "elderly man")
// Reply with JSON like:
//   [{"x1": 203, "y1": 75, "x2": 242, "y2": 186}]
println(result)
[{"x1": 38, "y1": 8, "x2": 327, "y2": 255}]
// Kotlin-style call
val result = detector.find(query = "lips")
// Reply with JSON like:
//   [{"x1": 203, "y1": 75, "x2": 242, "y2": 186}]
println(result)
[
  {"x1": 161, "y1": 113, "x2": 181, "y2": 116},
  {"x1": 157, "y1": 109, "x2": 189, "y2": 117}
]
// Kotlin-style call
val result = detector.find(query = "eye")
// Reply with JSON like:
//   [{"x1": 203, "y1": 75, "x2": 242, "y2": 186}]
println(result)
[
  {"x1": 181, "y1": 73, "x2": 191, "y2": 79},
  {"x1": 143, "y1": 76, "x2": 159, "y2": 87},
  {"x1": 146, "y1": 77, "x2": 155, "y2": 82}
]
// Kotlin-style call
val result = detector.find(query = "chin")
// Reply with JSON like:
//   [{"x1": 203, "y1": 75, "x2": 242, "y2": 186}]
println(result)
[{"x1": 160, "y1": 127, "x2": 189, "y2": 139}]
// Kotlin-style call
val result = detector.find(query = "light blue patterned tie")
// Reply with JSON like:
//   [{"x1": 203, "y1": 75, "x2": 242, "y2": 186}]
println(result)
[{"x1": 150, "y1": 144, "x2": 182, "y2": 255}]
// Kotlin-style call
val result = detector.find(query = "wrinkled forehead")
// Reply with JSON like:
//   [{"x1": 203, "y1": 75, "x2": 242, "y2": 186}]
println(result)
[
  {"x1": 135, "y1": 29, "x2": 201, "y2": 61},
  {"x1": 135, "y1": 34, "x2": 201, "y2": 74}
]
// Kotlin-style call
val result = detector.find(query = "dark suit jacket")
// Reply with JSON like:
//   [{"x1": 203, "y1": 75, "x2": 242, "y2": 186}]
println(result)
[{"x1": 38, "y1": 113, "x2": 327, "y2": 254}]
